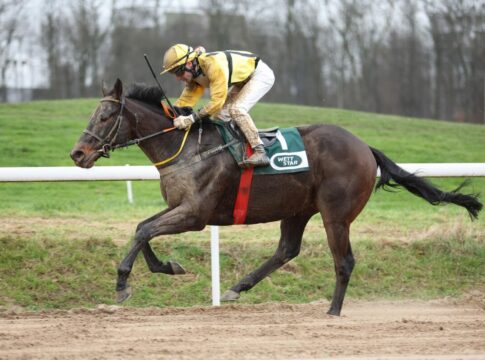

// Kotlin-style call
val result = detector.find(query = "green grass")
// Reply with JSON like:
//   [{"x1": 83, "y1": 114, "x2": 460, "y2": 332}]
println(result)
[
  {"x1": 0, "y1": 98, "x2": 484, "y2": 310},
  {"x1": 1, "y1": 235, "x2": 483, "y2": 310}
]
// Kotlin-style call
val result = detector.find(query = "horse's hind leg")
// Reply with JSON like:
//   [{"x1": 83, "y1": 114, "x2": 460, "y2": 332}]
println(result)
[
  {"x1": 322, "y1": 219, "x2": 354, "y2": 316},
  {"x1": 317, "y1": 149, "x2": 375, "y2": 315},
  {"x1": 221, "y1": 213, "x2": 312, "y2": 301}
]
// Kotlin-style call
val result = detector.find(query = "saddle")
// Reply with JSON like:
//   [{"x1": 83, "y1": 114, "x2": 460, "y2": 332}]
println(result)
[
  {"x1": 225, "y1": 120, "x2": 280, "y2": 148},
  {"x1": 211, "y1": 119, "x2": 310, "y2": 175}
]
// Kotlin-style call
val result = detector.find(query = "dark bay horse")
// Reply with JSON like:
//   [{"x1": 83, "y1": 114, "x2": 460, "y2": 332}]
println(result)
[{"x1": 70, "y1": 79, "x2": 482, "y2": 316}]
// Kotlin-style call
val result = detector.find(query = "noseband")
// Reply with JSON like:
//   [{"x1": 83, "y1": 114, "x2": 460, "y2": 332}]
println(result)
[{"x1": 83, "y1": 97, "x2": 126, "y2": 158}]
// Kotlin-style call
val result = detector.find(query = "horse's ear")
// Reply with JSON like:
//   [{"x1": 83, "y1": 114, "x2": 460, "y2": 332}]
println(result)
[
  {"x1": 113, "y1": 78, "x2": 123, "y2": 100},
  {"x1": 101, "y1": 80, "x2": 109, "y2": 96}
]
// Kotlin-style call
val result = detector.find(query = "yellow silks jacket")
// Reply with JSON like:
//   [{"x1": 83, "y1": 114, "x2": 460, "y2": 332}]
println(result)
[{"x1": 174, "y1": 51, "x2": 260, "y2": 117}]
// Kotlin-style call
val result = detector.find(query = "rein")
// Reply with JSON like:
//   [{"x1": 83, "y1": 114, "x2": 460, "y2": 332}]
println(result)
[{"x1": 82, "y1": 97, "x2": 188, "y2": 165}]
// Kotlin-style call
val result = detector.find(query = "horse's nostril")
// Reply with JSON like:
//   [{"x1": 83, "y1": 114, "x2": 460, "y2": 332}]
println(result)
[{"x1": 70, "y1": 149, "x2": 85, "y2": 162}]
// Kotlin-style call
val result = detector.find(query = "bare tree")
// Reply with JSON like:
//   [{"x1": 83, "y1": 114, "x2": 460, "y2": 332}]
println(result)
[
  {"x1": 326, "y1": 0, "x2": 397, "y2": 112},
  {"x1": 40, "y1": 1, "x2": 68, "y2": 98},
  {"x1": 199, "y1": 0, "x2": 250, "y2": 50},
  {"x1": 381, "y1": 0, "x2": 432, "y2": 118},
  {"x1": 424, "y1": 0, "x2": 485, "y2": 123},
  {"x1": 280, "y1": 0, "x2": 327, "y2": 105},
  {"x1": 0, "y1": 0, "x2": 26, "y2": 100},
  {"x1": 324, "y1": 0, "x2": 360, "y2": 108},
  {"x1": 65, "y1": 0, "x2": 108, "y2": 97}
]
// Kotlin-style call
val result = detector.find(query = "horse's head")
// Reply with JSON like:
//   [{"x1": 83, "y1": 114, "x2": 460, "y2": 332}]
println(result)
[{"x1": 70, "y1": 78, "x2": 134, "y2": 168}]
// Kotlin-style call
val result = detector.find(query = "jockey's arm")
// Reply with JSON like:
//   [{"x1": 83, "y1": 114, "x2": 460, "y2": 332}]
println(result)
[
  {"x1": 197, "y1": 63, "x2": 228, "y2": 119},
  {"x1": 174, "y1": 83, "x2": 204, "y2": 109}
]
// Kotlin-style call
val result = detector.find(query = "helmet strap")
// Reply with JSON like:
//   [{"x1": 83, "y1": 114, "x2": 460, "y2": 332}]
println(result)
[{"x1": 189, "y1": 59, "x2": 203, "y2": 78}]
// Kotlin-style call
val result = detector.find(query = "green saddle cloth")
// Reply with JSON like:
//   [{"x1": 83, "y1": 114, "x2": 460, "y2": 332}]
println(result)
[{"x1": 212, "y1": 120, "x2": 310, "y2": 175}]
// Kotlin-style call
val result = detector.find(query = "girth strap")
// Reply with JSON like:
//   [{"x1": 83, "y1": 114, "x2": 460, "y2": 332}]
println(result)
[{"x1": 233, "y1": 144, "x2": 254, "y2": 224}]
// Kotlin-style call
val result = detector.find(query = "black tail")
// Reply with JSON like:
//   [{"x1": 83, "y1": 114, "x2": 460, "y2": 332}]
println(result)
[{"x1": 370, "y1": 147, "x2": 482, "y2": 220}]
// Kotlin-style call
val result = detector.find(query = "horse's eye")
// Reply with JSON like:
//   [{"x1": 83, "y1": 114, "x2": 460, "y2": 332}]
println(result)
[{"x1": 99, "y1": 114, "x2": 109, "y2": 122}]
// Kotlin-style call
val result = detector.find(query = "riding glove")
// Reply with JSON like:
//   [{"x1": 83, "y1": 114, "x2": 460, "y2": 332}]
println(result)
[{"x1": 174, "y1": 114, "x2": 195, "y2": 130}]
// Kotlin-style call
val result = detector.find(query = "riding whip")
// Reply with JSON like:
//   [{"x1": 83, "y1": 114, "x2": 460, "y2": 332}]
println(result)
[{"x1": 143, "y1": 54, "x2": 179, "y2": 117}]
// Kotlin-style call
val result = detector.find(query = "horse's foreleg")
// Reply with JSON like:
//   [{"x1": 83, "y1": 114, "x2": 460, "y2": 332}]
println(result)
[
  {"x1": 136, "y1": 208, "x2": 186, "y2": 275},
  {"x1": 221, "y1": 214, "x2": 311, "y2": 301},
  {"x1": 141, "y1": 244, "x2": 186, "y2": 274},
  {"x1": 116, "y1": 205, "x2": 205, "y2": 303}
]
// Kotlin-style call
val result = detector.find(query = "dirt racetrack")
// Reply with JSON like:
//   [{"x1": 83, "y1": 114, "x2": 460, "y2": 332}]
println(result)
[{"x1": 1, "y1": 296, "x2": 484, "y2": 360}]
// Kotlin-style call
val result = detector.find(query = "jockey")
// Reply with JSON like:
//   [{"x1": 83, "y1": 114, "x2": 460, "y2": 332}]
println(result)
[{"x1": 160, "y1": 43, "x2": 275, "y2": 168}]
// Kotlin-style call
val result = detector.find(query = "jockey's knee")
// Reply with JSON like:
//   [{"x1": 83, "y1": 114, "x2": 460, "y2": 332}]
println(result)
[
  {"x1": 216, "y1": 108, "x2": 231, "y2": 122},
  {"x1": 229, "y1": 108, "x2": 256, "y2": 132},
  {"x1": 228, "y1": 107, "x2": 250, "y2": 123}
]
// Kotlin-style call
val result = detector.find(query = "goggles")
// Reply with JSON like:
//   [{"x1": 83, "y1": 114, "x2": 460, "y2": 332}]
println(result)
[{"x1": 171, "y1": 64, "x2": 187, "y2": 76}]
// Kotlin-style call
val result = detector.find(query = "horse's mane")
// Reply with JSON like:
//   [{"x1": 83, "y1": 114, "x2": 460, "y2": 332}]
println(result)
[{"x1": 126, "y1": 84, "x2": 165, "y2": 109}]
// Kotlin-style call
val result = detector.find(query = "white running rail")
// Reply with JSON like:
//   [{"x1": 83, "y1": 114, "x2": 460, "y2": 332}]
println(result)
[{"x1": 1, "y1": 164, "x2": 485, "y2": 182}]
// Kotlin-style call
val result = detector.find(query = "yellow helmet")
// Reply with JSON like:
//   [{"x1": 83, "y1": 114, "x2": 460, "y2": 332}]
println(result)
[{"x1": 160, "y1": 44, "x2": 197, "y2": 75}]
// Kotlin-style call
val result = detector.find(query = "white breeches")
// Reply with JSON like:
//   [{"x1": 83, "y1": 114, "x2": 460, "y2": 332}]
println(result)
[{"x1": 216, "y1": 60, "x2": 275, "y2": 147}]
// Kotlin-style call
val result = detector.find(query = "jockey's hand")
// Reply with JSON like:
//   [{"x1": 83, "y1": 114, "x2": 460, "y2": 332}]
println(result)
[{"x1": 174, "y1": 114, "x2": 195, "y2": 130}]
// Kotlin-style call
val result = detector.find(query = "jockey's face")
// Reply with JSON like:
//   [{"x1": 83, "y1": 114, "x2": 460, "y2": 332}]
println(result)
[{"x1": 175, "y1": 61, "x2": 194, "y2": 82}]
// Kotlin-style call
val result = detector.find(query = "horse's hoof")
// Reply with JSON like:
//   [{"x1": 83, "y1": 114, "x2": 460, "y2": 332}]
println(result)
[
  {"x1": 116, "y1": 286, "x2": 132, "y2": 303},
  {"x1": 326, "y1": 308, "x2": 341, "y2": 317},
  {"x1": 221, "y1": 290, "x2": 240, "y2": 302},
  {"x1": 169, "y1": 261, "x2": 186, "y2": 275}
]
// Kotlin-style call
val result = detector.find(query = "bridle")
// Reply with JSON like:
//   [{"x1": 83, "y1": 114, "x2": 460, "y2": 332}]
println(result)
[
  {"x1": 82, "y1": 96, "x2": 178, "y2": 158},
  {"x1": 82, "y1": 97, "x2": 127, "y2": 158}
]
